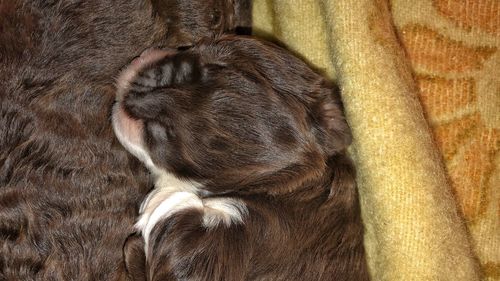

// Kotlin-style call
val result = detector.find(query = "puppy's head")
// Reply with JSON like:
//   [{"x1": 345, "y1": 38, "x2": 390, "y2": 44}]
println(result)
[{"x1": 112, "y1": 36, "x2": 352, "y2": 195}]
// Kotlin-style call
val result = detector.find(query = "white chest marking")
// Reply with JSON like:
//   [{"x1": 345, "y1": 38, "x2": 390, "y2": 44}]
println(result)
[{"x1": 135, "y1": 171, "x2": 248, "y2": 254}]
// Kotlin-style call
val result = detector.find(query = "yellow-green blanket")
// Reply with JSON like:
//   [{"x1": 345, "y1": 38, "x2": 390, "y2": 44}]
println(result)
[{"x1": 253, "y1": 0, "x2": 499, "y2": 280}]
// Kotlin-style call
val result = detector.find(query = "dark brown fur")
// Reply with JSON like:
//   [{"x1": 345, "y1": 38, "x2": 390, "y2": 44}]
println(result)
[
  {"x1": 0, "y1": 1, "x2": 250, "y2": 280},
  {"x1": 116, "y1": 36, "x2": 370, "y2": 281}
]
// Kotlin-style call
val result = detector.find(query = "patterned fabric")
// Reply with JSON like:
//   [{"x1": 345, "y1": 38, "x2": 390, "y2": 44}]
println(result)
[
  {"x1": 253, "y1": 0, "x2": 498, "y2": 280},
  {"x1": 393, "y1": 1, "x2": 499, "y2": 280}
]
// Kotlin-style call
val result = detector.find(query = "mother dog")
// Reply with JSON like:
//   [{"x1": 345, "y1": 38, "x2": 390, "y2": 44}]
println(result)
[{"x1": 0, "y1": 0, "x2": 249, "y2": 279}]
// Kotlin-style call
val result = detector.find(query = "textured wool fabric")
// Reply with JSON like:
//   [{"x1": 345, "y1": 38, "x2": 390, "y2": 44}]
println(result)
[
  {"x1": 252, "y1": 1, "x2": 337, "y2": 79},
  {"x1": 253, "y1": 0, "x2": 492, "y2": 280},
  {"x1": 392, "y1": 1, "x2": 500, "y2": 280}
]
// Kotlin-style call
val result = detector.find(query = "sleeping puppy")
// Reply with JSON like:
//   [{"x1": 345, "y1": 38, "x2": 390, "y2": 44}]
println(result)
[
  {"x1": 113, "y1": 36, "x2": 370, "y2": 281},
  {"x1": 0, "y1": 1, "x2": 250, "y2": 280}
]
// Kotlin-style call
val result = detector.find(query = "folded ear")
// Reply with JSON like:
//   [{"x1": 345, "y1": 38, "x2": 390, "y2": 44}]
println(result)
[
  {"x1": 220, "y1": 38, "x2": 351, "y2": 153},
  {"x1": 310, "y1": 84, "x2": 353, "y2": 155},
  {"x1": 123, "y1": 233, "x2": 147, "y2": 281}
]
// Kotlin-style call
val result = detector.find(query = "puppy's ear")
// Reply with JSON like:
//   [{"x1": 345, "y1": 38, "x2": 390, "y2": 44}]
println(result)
[
  {"x1": 231, "y1": 0, "x2": 252, "y2": 35},
  {"x1": 311, "y1": 84, "x2": 353, "y2": 155},
  {"x1": 123, "y1": 233, "x2": 147, "y2": 281}
]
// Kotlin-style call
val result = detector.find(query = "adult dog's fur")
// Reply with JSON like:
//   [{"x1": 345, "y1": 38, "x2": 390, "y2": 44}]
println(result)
[
  {"x1": 0, "y1": 1, "x2": 250, "y2": 280},
  {"x1": 113, "y1": 36, "x2": 370, "y2": 281}
]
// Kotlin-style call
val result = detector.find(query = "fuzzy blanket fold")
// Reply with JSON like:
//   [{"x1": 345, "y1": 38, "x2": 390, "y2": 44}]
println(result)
[{"x1": 253, "y1": 0, "x2": 499, "y2": 280}]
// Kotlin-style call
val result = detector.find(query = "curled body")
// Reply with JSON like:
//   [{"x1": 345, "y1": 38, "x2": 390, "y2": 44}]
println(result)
[{"x1": 113, "y1": 36, "x2": 370, "y2": 281}]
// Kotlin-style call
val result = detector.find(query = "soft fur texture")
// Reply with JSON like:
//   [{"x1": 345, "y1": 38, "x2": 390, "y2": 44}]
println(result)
[
  {"x1": 113, "y1": 36, "x2": 369, "y2": 281},
  {"x1": 0, "y1": 1, "x2": 250, "y2": 280}
]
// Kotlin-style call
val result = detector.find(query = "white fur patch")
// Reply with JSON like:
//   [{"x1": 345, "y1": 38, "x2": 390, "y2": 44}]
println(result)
[
  {"x1": 138, "y1": 191, "x2": 203, "y2": 245},
  {"x1": 203, "y1": 198, "x2": 248, "y2": 228},
  {"x1": 135, "y1": 172, "x2": 202, "y2": 234},
  {"x1": 136, "y1": 172, "x2": 248, "y2": 254}
]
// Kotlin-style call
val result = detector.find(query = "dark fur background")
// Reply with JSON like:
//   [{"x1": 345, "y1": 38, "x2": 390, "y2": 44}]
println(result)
[{"x1": 0, "y1": 1, "x2": 250, "y2": 280}]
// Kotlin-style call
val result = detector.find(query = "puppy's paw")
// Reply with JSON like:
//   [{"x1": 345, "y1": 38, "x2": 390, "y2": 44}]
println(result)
[
  {"x1": 115, "y1": 50, "x2": 204, "y2": 120},
  {"x1": 129, "y1": 51, "x2": 203, "y2": 93}
]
